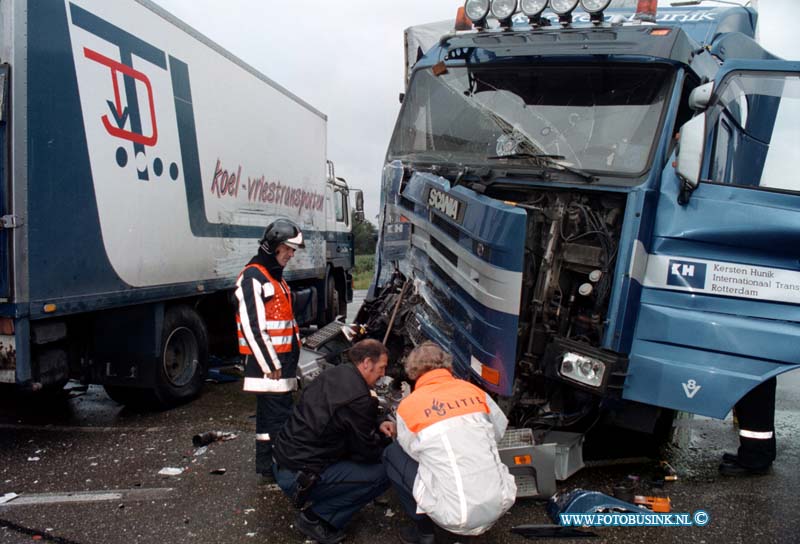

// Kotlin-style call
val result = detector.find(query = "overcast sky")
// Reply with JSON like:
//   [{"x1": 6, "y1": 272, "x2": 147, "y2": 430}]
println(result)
[{"x1": 149, "y1": 0, "x2": 797, "y2": 222}]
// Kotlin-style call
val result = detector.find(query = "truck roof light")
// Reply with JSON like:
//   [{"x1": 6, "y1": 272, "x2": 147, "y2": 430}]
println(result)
[
  {"x1": 521, "y1": 0, "x2": 549, "y2": 24},
  {"x1": 490, "y1": 0, "x2": 518, "y2": 25},
  {"x1": 455, "y1": 6, "x2": 474, "y2": 30},
  {"x1": 634, "y1": 0, "x2": 657, "y2": 23},
  {"x1": 551, "y1": 0, "x2": 578, "y2": 25},
  {"x1": 464, "y1": 0, "x2": 490, "y2": 27},
  {"x1": 580, "y1": 0, "x2": 611, "y2": 14},
  {"x1": 550, "y1": 0, "x2": 578, "y2": 15}
]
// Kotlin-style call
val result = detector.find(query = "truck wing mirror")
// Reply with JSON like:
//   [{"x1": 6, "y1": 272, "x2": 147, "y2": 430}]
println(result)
[
  {"x1": 353, "y1": 189, "x2": 365, "y2": 221},
  {"x1": 689, "y1": 81, "x2": 714, "y2": 111},
  {"x1": 675, "y1": 113, "x2": 706, "y2": 205}
]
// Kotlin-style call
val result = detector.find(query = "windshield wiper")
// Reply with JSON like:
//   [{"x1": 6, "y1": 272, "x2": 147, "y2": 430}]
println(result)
[{"x1": 487, "y1": 153, "x2": 596, "y2": 183}]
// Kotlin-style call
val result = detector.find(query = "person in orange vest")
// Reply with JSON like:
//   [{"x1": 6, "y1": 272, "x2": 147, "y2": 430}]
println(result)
[
  {"x1": 383, "y1": 342, "x2": 516, "y2": 544},
  {"x1": 235, "y1": 218, "x2": 304, "y2": 482}
]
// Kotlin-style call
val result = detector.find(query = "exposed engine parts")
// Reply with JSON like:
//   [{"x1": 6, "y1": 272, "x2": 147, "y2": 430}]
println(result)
[{"x1": 327, "y1": 189, "x2": 629, "y2": 433}]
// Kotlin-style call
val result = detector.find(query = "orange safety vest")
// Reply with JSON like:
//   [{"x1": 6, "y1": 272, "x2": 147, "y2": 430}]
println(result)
[{"x1": 236, "y1": 264, "x2": 300, "y2": 357}]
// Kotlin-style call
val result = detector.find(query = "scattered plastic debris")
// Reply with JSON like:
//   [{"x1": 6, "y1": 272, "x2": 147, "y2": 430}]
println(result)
[
  {"x1": 27, "y1": 457, "x2": 40, "y2": 462},
  {"x1": 384, "y1": 508, "x2": 395, "y2": 518},
  {"x1": 192, "y1": 431, "x2": 239, "y2": 448},
  {"x1": 194, "y1": 446, "x2": 208, "y2": 457},
  {"x1": 210, "y1": 468, "x2": 227, "y2": 475},
  {"x1": 158, "y1": 467, "x2": 184, "y2": 476}
]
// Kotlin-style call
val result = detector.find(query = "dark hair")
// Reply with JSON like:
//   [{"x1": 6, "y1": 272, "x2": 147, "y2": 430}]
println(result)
[{"x1": 348, "y1": 339, "x2": 388, "y2": 365}]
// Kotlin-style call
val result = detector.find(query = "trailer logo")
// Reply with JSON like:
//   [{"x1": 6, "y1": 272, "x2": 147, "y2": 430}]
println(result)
[
  {"x1": 667, "y1": 260, "x2": 706, "y2": 289},
  {"x1": 69, "y1": 3, "x2": 179, "y2": 183}
]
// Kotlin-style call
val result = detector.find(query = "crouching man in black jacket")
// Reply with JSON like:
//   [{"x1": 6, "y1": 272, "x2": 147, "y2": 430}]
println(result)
[{"x1": 272, "y1": 339, "x2": 395, "y2": 544}]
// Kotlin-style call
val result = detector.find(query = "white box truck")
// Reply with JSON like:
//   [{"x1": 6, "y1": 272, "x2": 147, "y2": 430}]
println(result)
[{"x1": 0, "y1": 0, "x2": 362, "y2": 406}]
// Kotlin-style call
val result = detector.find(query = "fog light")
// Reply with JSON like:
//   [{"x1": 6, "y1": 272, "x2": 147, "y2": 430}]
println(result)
[
  {"x1": 521, "y1": 0, "x2": 548, "y2": 17},
  {"x1": 560, "y1": 352, "x2": 606, "y2": 387},
  {"x1": 580, "y1": 0, "x2": 611, "y2": 13},
  {"x1": 490, "y1": 0, "x2": 518, "y2": 22},
  {"x1": 550, "y1": 0, "x2": 579, "y2": 15},
  {"x1": 465, "y1": 0, "x2": 490, "y2": 25}
]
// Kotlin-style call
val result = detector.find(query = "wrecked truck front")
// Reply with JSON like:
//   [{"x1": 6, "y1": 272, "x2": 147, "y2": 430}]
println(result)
[{"x1": 376, "y1": 162, "x2": 527, "y2": 396}]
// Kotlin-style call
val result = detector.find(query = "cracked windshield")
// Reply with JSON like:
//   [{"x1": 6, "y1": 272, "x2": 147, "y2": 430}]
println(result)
[{"x1": 388, "y1": 63, "x2": 673, "y2": 176}]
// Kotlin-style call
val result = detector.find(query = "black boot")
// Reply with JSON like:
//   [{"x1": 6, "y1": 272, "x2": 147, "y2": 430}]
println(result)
[
  {"x1": 398, "y1": 518, "x2": 435, "y2": 544},
  {"x1": 719, "y1": 459, "x2": 770, "y2": 476},
  {"x1": 295, "y1": 510, "x2": 346, "y2": 544},
  {"x1": 721, "y1": 451, "x2": 738, "y2": 463}
]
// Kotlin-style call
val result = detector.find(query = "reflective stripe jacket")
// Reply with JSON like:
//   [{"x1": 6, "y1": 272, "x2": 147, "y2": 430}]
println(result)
[
  {"x1": 396, "y1": 369, "x2": 516, "y2": 536},
  {"x1": 235, "y1": 262, "x2": 300, "y2": 393}
]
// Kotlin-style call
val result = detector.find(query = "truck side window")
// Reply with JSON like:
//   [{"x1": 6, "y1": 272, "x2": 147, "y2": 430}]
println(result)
[
  {"x1": 707, "y1": 71, "x2": 800, "y2": 193},
  {"x1": 335, "y1": 190, "x2": 346, "y2": 223},
  {"x1": 710, "y1": 119, "x2": 732, "y2": 184}
]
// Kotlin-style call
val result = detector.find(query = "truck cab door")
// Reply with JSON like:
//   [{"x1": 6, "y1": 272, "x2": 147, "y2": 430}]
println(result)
[{"x1": 626, "y1": 60, "x2": 800, "y2": 419}]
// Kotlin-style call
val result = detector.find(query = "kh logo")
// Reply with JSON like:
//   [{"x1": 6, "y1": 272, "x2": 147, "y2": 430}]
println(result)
[
  {"x1": 682, "y1": 379, "x2": 702, "y2": 399},
  {"x1": 667, "y1": 259, "x2": 707, "y2": 289}
]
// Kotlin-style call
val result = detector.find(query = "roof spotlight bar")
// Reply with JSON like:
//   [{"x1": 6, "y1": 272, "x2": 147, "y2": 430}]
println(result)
[{"x1": 463, "y1": 0, "x2": 613, "y2": 29}]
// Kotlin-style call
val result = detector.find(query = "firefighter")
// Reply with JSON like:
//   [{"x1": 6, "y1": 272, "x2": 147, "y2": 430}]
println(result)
[
  {"x1": 235, "y1": 218, "x2": 304, "y2": 482},
  {"x1": 719, "y1": 377, "x2": 777, "y2": 476}
]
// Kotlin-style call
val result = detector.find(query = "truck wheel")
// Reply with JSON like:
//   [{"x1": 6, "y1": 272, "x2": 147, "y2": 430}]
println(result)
[
  {"x1": 154, "y1": 305, "x2": 209, "y2": 407},
  {"x1": 103, "y1": 385, "x2": 148, "y2": 407},
  {"x1": 320, "y1": 274, "x2": 347, "y2": 325},
  {"x1": 104, "y1": 306, "x2": 208, "y2": 409}
]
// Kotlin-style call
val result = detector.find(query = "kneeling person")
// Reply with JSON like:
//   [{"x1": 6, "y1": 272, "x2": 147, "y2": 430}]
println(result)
[
  {"x1": 384, "y1": 342, "x2": 516, "y2": 542},
  {"x1": 273, "y1": 339, "x2": 395, "y2": 544}
]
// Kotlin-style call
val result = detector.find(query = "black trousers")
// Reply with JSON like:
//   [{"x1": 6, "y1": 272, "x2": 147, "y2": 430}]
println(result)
[
  {"x1": 735, "y1": 377, "x2": 777, "y2": 469},
  {"x1": 256, "y1": 392, "x2": 293, "y2": 473}
]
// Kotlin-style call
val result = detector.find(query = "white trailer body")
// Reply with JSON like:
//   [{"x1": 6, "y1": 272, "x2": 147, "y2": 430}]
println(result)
[{"x1": 0, "y1": 0, "x2": 357, "y2": 405}]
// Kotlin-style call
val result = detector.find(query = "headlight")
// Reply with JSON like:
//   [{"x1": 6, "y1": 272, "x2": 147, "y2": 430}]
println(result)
[
  {"x1": 550, "y1": 0, "x2": 579, "y2": 15},
  {"x1": 490, "y1": 0, "x2": 518, "y2": 20},
  {"x1": 580, "y1": 0, "x2": 611, "y2": 13},
  {"x1": 520, "y1": 0, "x2": 548, "y2": 17},
  {"x1": 560, "y1": 352, "x2": 606, "y2": 388},
  {"x1": 465, "y1": 0, "x2": 490, "y2": 22}
]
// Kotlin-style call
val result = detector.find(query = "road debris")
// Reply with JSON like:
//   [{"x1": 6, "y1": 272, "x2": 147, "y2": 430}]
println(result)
[
  {"x1": 158, "y1": 467, "x2": 184, "y2": 476},
  {"x1": 0, "y1": 492, "x2": 18, "y2": 504},
  {"x1": 192, "y1": 431, "x2": 238, "y2": 447}
]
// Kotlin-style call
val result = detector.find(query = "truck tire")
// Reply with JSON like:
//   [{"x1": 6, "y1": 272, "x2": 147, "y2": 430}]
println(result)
[
  {"x1": 154, "y1": 305, "x2": 209, "y2": 407},
  {"x1": 103, "y1": 385, "x2": 148, "y2": 407},
  {"x1": 320, "y1": 273, "x2": 347, "y2": 326},
  {"x1": 103, "y1": 305, "x2": 208, "y2": 409}
]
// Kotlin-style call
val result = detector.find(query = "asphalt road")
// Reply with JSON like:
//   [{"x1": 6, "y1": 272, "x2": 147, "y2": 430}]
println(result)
[{"x1": 0, "y1": 291, "x2": 798, "y2": 544}]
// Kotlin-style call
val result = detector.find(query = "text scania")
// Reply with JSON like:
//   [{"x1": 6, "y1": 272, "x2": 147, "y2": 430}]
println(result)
[
  {"x1": 428, "y1": 188, "x2": 461, "y2": 221},
  {"x1": 209, "y1": 159, "x2": 324, "y2": 213}
]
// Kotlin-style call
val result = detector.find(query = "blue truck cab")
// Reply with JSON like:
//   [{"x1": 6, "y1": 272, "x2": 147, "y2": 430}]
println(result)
[{"x1": 363, "y1": 1, "x2": 800, "y2": 443}]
